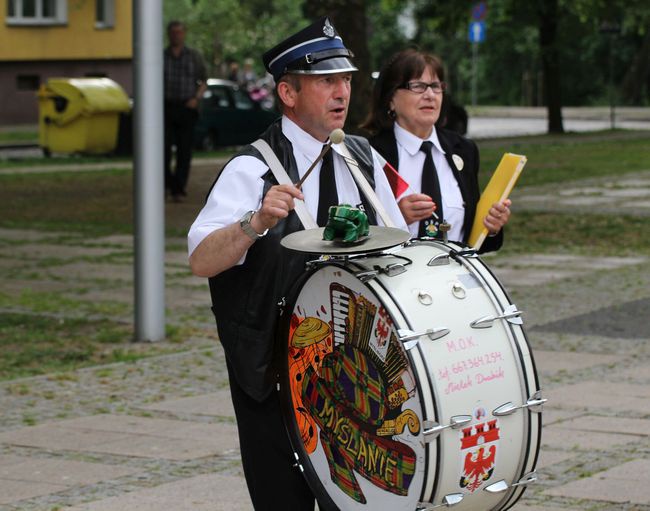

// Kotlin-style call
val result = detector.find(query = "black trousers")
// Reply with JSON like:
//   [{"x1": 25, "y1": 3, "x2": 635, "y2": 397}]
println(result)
[
  {"x1": 164, "y1": 102, "x2": 198, "y2": 196},
  {"x1": 226, "y1": 361, "x2": 316, "y2": 511}
]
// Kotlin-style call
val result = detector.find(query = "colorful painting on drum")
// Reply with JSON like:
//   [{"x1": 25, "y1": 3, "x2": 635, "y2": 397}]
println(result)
[
  {"x1": 458, "y1": 408, "x2": 500, "y2": 492},
  {"x1": 288, "y1": 274, "x2": 423, "y2": 507}
]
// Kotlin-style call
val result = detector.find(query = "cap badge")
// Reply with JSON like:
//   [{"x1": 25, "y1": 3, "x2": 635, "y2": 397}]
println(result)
[{"x1": 322, "y1": 19, "x2": 335, "y2": 38}]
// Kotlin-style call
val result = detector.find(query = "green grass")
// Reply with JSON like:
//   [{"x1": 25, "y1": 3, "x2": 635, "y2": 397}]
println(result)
[
  {"x1": 0, "y1": 289, "x2": 129, "y2": 317},
  {"x1": 0, "y1": 148, "x2": 231, "y2": 169},
  {"x1": 0, "y1": 129, "x2": 38, "y2": 144},
  {"x1": 477, "y1": 131, "x2": 650, "y2": 188},
  {"x1": 0, "y1": 310, "x2": 207, "y2": 380},
  {"x1": 501, "y1": 211, "x2": 650, "y2": 256},
  {"x1": 0, "y1": 168, "x2": 135, "y2": 235},
  {"x1": 0, "y1": 154, "x2": 132, "y2": 169}
]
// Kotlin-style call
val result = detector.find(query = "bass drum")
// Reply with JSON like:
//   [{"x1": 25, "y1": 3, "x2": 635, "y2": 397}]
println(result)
[{"x1": 278, "y1": 240, "x2": 543, "y2": 511}]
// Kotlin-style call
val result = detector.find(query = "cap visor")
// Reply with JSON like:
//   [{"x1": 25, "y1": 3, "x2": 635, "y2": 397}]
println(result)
[{"x1": 288, "y1": 57, "x2": 358, "y2": 76}]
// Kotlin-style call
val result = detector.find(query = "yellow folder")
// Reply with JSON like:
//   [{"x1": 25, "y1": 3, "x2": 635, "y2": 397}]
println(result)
[{"x1": 468, "y1": 152, "x2": 527, "y2": 250}]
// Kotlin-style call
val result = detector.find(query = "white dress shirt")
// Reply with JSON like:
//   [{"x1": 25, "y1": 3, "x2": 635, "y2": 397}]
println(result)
[
  {"x1": 188, "y1": 116, "x2": 408, "y2": 260},
  {"x1": 393, "y1": 122, "x2": 465, "y2": 241}
]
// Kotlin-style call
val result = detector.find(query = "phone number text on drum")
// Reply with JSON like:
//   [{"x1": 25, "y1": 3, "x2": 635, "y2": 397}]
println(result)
[{"x1": 437, "y1": 351, "x2": 504, "y2": 381}]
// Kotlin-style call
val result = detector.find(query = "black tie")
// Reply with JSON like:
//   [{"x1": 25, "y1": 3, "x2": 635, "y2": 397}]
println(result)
[
  {"x1": 419, "y1": 141, "x2": 444, "y2": 238},
  {"x1": 316, "y1": 146, "x2": 339, "y2": 226}
]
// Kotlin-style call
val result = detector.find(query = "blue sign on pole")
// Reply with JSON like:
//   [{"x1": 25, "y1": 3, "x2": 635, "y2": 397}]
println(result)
[
  {"x1": 471, "y1": 1, "x2": 488, "y2": 20},
  {"x1": 469, "y1": 21, "x2": 486, "y2": 43}
]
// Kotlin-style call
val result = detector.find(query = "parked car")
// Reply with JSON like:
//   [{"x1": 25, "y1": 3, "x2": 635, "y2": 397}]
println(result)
[{"x1": 194, "y1": 78, "x2": 278, "y2": 150}]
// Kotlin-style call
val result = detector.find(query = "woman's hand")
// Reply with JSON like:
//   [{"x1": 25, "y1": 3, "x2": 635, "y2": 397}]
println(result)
[
  {"x1": 398, "y1": 193, "x2": 437, "y2": 225},
  {"x1": 483, "y1": 199, "x2": 512, "y2": 235}
]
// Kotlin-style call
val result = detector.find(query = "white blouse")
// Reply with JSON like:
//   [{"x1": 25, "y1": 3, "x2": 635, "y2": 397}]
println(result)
[{"x1": 393, "y1": 122, "x2": 465, "y2": 241}]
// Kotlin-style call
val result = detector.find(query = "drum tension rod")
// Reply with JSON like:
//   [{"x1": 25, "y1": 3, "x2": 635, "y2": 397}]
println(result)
[
  {"x1": 398, "y1": 328, "x2": 450, "y2": 350},
  {"x1": 426, "y1": 247, "x2": 477, "y2": 268},
  {"x1": 484, "y1": 471, "x2": 538, "y2": 494},
  {"x1": 354, "y1": 254, "x2": 414, "y2": 281},
  {"x1": 455, "y1": 248, "x2": 479, "y2": 258},
  {"x1": 427, "y1": 253, "x2": 450, "y2": 266},
  {"x1": 422, "y1": 415, "x2": 472, "y2": 441},
  {"x1": 470, "y1": 303, "x2": 523, "y2": 328},
  {"x1": 492, "y1": 390, "x2": 547, "y2": 416},
  {"x1": 355, "y1": 263, "x2": 406, "y2": 282},
  {"x1": 417, "y1": 493, "x2": 464, "y2": 509}
]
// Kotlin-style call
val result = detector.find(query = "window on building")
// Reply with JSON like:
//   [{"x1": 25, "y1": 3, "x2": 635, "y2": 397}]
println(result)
[
  {"x1": 16, "y1": 75, "x2": 41, "y2": 91},
  {"x1": 6, "y1": 0, "x2": 67, "y2": 25},
  {"x1": 95, "y1": 0, "x2": 114, "y2": 29}
]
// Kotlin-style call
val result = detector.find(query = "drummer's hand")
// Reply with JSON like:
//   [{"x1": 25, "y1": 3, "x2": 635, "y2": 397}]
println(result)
[
  {"x1": 483, "y1": 199, "x2": 512, "y2": 235},
  {"x1": 253, "y1": 184, "x2": 304, "y2": 233},
  {"x1": 398, "y1": 193, "x2": 437, "y2": 225}
]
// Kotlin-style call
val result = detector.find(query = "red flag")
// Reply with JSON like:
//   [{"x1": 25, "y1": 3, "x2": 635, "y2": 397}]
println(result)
[{"x1": 382, "y1": 161, "x2": 410, "y2": 201}]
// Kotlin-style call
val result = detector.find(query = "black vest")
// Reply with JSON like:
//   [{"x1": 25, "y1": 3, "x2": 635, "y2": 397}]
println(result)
[{"x1": 208, "y1": 120, "x2": 378, "y2": 401}]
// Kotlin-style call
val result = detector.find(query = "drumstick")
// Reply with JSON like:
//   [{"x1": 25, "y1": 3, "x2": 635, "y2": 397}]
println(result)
[{"x1": 295, "y1": 128, "x2": 345, "y2": 189}]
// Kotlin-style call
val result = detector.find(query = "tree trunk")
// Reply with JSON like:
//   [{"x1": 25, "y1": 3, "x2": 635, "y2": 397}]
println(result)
[
  {"x1": 538, "y1": 0, "x2": 564, "y2": 133},
  {"x1": 621, "y1": 31, "x2": 650, "y2": 104},
  {"x1": 303, "y1": 0, "x2": 371, "y2": 135}
]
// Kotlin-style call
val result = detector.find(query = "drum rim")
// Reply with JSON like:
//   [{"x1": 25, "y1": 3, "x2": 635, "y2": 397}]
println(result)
[{"x1": 277, "y1": 242, "x2": 543, "y2": 510}]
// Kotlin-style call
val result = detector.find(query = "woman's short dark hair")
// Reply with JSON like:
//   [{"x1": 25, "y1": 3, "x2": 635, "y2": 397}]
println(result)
[{"x1": 361, "y1": 49, "x2": 445, "y2": 134}]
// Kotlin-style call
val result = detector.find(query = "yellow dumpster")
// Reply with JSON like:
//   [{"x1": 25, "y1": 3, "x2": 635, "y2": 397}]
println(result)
[{"x1": 37, "y1": 77, "x2": 131, "y2": 155}]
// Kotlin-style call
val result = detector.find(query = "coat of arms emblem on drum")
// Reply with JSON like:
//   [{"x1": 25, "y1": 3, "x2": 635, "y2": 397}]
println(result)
[{"x1": 458, "y1": 408, "x2": 500, "y2": 492}]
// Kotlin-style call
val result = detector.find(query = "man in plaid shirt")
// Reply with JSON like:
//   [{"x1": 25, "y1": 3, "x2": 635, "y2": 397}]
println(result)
[{"x1": 164, "y1": 20, "x2": 207, "y2": 201}]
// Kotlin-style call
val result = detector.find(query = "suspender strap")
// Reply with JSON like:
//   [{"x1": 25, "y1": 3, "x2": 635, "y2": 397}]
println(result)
[
  {"x1": 252, "y1": 138, "x2": 395, "y2": 229},
  {"x1": 251, "y1": 139, "x2": 318, "y2": 230}
]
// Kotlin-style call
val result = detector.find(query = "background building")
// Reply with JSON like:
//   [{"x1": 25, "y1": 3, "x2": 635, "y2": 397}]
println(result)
[{"x1": 0, "y1": 0, "x2": 132, "y2": 124}]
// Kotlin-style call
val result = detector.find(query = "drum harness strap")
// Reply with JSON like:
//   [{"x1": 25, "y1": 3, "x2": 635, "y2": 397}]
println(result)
[
  {"x1": 251, "y1": 138, "x2": 396, "y2": 229},
  {"x1": 251, "y1": 138, "x2": 318, "y2": 230}
]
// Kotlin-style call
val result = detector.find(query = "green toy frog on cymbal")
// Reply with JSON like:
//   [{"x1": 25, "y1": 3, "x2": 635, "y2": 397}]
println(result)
[{"x1": 322, "y1": 204, "x2": 370, "y2": 243}]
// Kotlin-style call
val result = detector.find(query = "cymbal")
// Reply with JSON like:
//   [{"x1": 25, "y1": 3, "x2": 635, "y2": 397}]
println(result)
[{"x1": 281, "y1": 226, "x2": 410, "y2": 255}]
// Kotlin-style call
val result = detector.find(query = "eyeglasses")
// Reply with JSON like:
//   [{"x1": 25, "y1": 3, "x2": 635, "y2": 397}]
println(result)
[{"x1": 400, "y1": 81, "x2": 447, "y2": 94}]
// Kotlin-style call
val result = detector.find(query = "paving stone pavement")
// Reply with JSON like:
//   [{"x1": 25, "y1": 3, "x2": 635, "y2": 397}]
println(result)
[{"x1": 1, "y1": 157, "x2": 649, "y2": 510}]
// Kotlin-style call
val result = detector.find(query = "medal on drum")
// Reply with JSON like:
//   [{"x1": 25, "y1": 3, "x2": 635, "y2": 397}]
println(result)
[
  {"x1": 423, "y1": 216, "x2": 451, "y2": 242},
  {"x1": 424, "y1": 217, "x2": 439, "y2": 237}
]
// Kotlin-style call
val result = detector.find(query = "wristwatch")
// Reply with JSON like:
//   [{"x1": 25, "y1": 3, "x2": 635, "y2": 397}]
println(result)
[{"x1": 239, "y1": 210, "x2": 268, "y2": 241}]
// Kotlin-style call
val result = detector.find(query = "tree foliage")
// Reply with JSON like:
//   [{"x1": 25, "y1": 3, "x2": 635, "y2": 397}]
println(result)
[
  {"x1": 406, "y1": 0, "x2": 649, "y2": 108},
  {"x1": 163, "y1": 0, "x2": 650, "y2": 135},
  {"x1": 163, "y1": 0, "x2": 306, "y2": 76}
]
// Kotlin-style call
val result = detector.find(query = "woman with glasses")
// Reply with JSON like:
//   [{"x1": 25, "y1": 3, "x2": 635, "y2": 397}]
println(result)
[{"x1": 362, "y1": 49, "x2": 510, "y2": 252}]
